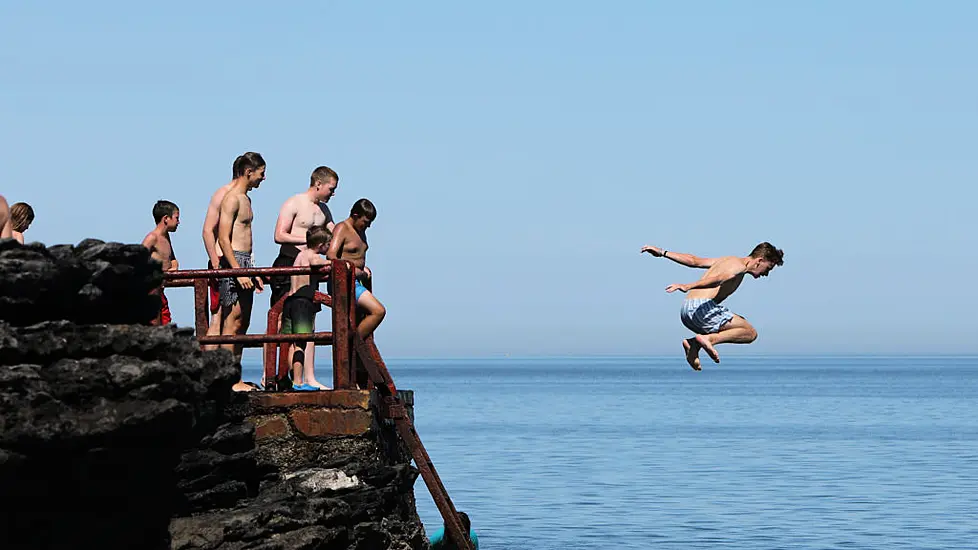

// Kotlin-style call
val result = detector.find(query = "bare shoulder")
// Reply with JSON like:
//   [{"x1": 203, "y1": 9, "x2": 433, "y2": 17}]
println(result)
[
  {"x1": 141, "y1": 232, "x2": 157, "y2": 248},
  {"x1": 220, "y1": 189, "x2": 243, "y2": 211},
  {"x1": 280, "y1": 193, "x2": 302, "y2": 209},
  {"x1": 309, "y1": 253, "x2": 327, "y2": 266},
  {"x1": 332, "y1": 219, "x2": 352, "y2": 236},
  {"x1": 295, "y1": 250, "x2": 313, "y2": 266},
  {"x1": 209, "y1": 184, "x2": 231, "y2": 207},
  {"x1": 717, "y1": 256, "x2": 747, "y2": 272}
]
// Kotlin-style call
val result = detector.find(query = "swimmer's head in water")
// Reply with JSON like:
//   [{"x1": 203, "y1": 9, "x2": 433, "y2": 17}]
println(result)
[
  {"x1": 748, "y1": 242, "x2": 784, "y2": 278},
  {"x1": 310, "y1": 166, "x2": 339, "y2": 202}
]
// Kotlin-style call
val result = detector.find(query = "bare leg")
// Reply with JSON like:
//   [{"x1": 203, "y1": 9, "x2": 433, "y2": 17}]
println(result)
[
  {"x1": 290, "y1": 343, "x2": 304, "y2": 386},
  {"x1": 682, "y1": 338, "x2": 702, "y2": 371},
  {"x1": 221, "y1": 304, "x2": 242, "y2": 360},
  {"x1": 355, "y1": 291, "x2": 386, "y2": 340},
  {"x1": 303, "y1": 340, "x2": 329, "y2": 389},
  {"x1": 203, "y1": 307, "x2": 222, "y2": 351},
  {"x1": 225, "y1": 292, "x2": 256, "y2": 392},
  {"x1": 699, "y1": 315, "x2": 758, "y2": 364}
]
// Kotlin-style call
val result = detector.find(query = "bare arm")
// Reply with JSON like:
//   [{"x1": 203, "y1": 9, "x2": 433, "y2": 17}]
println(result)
[
  {"x1": 273, "y1": 199, "x2": 305, "y2": 245},
  {"x1": 642, "y1": 245, "x2": 715, "y2": 269},
  {"x1": 202, "y1": 193, "x2": 223, "y2": 268},
  {"x1": 141, "y1": 233, "x2": 157, "y2": 251},
  {"x1": 169, "y1": 238, "x2": 179, "y2": 271},
  {"x1": 325, "y1": 224, "x2": 345, "y2": 260},
  {"x1": 217, "y1": 196, "x2": 240, "y2": 267},
  {"x1": 666, "y1": 260, "x2": 745, "y2": 293}
]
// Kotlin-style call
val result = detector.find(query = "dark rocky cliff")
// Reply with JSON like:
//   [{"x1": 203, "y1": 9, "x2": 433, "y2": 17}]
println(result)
[{"x1": 0, "y1": 239, "x2": 428, "y2": 550}]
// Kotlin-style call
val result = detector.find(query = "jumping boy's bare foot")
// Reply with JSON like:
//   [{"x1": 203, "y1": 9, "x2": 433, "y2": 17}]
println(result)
[
  {"x1": 695, "y1": 334, "x2": 720, "y2": 363},
  {"x1": 682, "y1": 338, "x2": 701, "y2": 371},
  {"x1": 232, "y1": 381, "x2": 257, "y2": 392}
]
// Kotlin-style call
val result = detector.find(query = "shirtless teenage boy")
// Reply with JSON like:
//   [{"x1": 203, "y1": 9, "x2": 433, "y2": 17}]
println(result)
[
  {"x1": 327, "y1": 199, "x2": 386, "y2": 340},
  {"x1": 202, "y1": 153, "x2": 261, "y2": 349},
  {"x1": 270, "y1": 166, "x2": 339, "y2": 382},
  {"x1": 281, "y1": 225, "x2": 333, "y2": 391},
  {"x1": 642, "y1": 242, "x2": 784, "y2": 370},
  {"x1": 270, "y1": 166, "x2": 338, "y2": 308},
  {"x1": 217, "y1": 153, "x2": 266, "y2": 391},
  {"x1": 142, "y1": 200, "x2": 181, "y2": 325}
]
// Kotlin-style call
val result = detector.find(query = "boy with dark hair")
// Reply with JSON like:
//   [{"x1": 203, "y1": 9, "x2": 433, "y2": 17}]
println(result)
[
  {"x1": 142, "y1": 200, "x2": 181, "y2": 325},
  {"x1": 282, "y1": 225, "x2": 333, "y2": 391},
  {"x1": 327, "y1": 199, "x2": 386, "y2": 340},
  {"x1": 217, "y1": 153, "x2": 267, "y2": 391},
  {"x1": 642, "y1": 241, "x2": 784, "y2": 370},
  {"x1": 202, "y1": 152, "x2": 267, "y2": 350}
]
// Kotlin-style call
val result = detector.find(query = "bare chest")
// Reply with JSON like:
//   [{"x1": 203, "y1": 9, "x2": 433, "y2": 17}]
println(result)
[
  {"x1": 294, "y1": 203, "x2": 326, "y2": 230},
  {"x1": 236, "y1": 199, "x2": 254, "y2": 226}
]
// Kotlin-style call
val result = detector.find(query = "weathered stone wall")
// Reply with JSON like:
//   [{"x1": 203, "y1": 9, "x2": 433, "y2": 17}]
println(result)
[
  {"x1": 170, "y1": 392, "x2": 425, "y2": 550},
  {"x1": 0, "y1": 239, "x2": 428, "y2": 550}
]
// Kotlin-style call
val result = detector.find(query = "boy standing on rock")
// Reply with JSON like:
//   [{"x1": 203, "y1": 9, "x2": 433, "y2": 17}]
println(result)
[{"x1": 142, "y1": 200, "x2": 181, "y2": 325}]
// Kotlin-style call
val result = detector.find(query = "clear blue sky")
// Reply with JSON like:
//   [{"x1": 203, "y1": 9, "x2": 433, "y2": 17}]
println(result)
[{"x1": 3, "y1": 2, "x2": 976, "y2": 358}]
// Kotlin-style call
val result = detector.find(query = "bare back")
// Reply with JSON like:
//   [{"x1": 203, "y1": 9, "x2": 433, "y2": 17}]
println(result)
[
  {"x1": 686, "y1": 256, "x2": 746, "y2": 303},
  {"x1": 289, "y1": 249, "x2": 327, "y2": 295},
  {"x1": 219, "y1": 191, "x2": 255, "y2": 255},
  {"x1": 327, "y1": 219, "x2": 368, "y2": 268},
  {"x1": 203, "y1": 183, "x2": 233, "y2": 264}
]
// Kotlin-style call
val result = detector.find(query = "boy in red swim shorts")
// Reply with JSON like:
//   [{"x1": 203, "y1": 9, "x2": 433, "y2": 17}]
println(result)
[{"x1": 142, "y1": 200, "x2": 181, "y2": 325}]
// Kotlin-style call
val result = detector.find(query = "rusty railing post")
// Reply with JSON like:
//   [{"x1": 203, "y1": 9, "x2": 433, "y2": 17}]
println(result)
[
  {"x1": 331, "y1": 259, "x2": 354, "y2": 390},
  {"x1": 264, "y1": 295, "x2": 286, "y2": 391},
  {"x1": 193, "y1": 279, "x2": 209, "y2": 340}
]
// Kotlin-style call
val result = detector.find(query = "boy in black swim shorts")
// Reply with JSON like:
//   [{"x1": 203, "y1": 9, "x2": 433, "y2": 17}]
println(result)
[{"x1": 281, "y1": 225, "x2": 332, "y2": 390}]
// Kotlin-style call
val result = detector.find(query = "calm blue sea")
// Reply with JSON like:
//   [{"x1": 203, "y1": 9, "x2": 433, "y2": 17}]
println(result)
[{"x1": 245, "y1": 356, "x2": 978, "y2": 549}]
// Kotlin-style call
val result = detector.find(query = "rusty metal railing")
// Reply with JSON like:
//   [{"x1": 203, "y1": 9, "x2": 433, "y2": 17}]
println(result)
[
  {"x1": 161, "y1": 259, "x2": 474, "y2": 549},
  {"x1": 163, "y1": 260, "x2": 358, "y2": 390}
]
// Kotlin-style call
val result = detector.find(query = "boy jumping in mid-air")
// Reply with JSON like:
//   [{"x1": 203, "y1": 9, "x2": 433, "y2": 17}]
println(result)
[
  {"x1": 642, "y1": 242, "x2": 784, "y2": 370},
  {"x1": 281, "y1": 225, "x2": 332, "y2": 390}
]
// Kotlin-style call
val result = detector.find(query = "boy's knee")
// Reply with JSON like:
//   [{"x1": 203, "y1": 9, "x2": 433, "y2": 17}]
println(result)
[
  {"x1": 376, "y1": 304, "x2": 386, "y2": 319},
  {"x1": 746, "y1": 327, "x2": 758, "y2": 343}
]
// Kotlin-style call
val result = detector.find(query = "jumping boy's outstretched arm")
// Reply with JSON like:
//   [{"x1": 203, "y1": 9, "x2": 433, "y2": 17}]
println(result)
[
  {"x1": 665, "y1": 258, "x2": 746, "y2": 293},
  {"x1": 641, "y1": 245, "x2": 716, "y2": 269}
]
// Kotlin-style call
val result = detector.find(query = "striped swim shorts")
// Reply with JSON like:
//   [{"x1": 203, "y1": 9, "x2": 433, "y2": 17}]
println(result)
[{"x1": 680, "y1": 298, "x2": 734, "y2": 335}]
